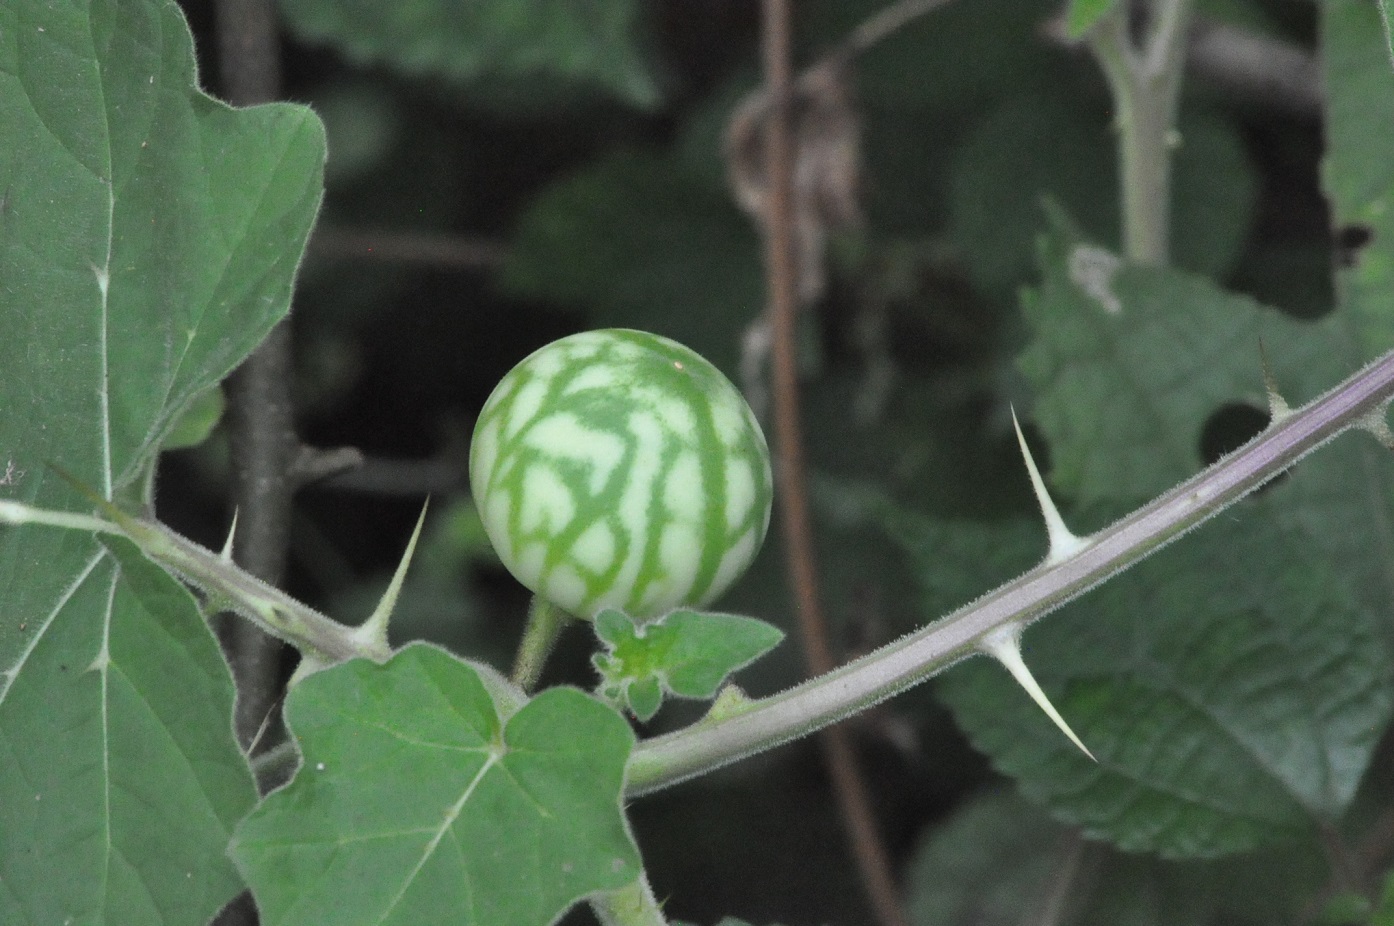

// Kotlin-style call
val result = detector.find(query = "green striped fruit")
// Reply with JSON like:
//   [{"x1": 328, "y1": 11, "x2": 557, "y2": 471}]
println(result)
[{"x1": 470, "y1": 329, "x2": 773, "y2": 621}]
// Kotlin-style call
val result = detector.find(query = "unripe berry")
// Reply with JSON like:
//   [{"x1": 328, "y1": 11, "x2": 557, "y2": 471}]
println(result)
[{"x1": 470, "y1": 329, "x2": 773, "y2": 621}]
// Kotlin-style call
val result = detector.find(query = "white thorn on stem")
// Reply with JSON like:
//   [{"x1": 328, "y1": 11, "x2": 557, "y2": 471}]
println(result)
[
  {"x1": 350, "y1": 499, "x2": 430, "y2": 655},
  {"x1": 1356, "y1": 408, "x2": 1394, "y2": 450},
  {"x1": 1259, "y1": 342, "x2": 1293, "y2": 424},
  {"x1": 981, "y1": 624, "x2": 1096, "y2": 761},
  {"x1": 220, "y1": 509, "x2": 240, "y2": 563},
  {"x1": 1011, "y1": 407, "x2": 1090, "y2": 563}
]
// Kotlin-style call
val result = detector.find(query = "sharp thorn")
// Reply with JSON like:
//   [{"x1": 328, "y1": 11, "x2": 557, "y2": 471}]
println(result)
[
  {"x1": 1357, "y1": 408, "x2": 1394, "y2": 451},
  {"x1": 351, "y1": 499, "x2": 430, "y2": 655},
  {"x1": 981, "y1": 625, "x2": 1096, "y2": 761},
  {"x1": 1258, "y1": 340, "x2": 1293, "y2": 424},
  {"x1": 1011, "y1": 407, "x2": 1089, "y2": 563},
  {"x1": 220, "y1": 509, "x2": 240, "y2": 563}
]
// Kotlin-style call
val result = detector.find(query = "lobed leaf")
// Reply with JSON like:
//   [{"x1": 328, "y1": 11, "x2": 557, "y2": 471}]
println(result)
[
  {"x1": 0, "y1": 0, "x2": 324, "y2": 922},
  {"x1": 0, "y1": 537, "x2": 256, "y2": 925},
  {"x1": 232, "y1": 644, "x2": 642, "y2": 926}
]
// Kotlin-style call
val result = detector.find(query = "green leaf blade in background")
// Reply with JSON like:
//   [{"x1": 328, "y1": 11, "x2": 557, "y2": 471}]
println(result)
[
  {"x1": 232, "y1": 644, "x2": 642, "y2": 926},
  {"x1": 0, "y1": 537, "x2": 257, "y2": 926},
  {"x1": 947, "y1": 97, "x2": 1257, "y2": 299},
  {"x1": 1322, "y1": 0, "x2": 1394, "y2": 356},
  {"x1": 935, "y1": 513, "x2": 1393, "y2": 857},
  {"x1": 1017, "y1": 229, "x2": 1320, "y2": 509},
  {"x1": 0, "y1": 0, "x2": 325, "y2": 922},
  {"x1": 277, "y1": 0, "x2": 662, "y2": 111}
]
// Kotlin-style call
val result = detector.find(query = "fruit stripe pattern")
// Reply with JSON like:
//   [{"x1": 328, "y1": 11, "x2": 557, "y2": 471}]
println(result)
[{"x1": 471, "y1": 329, "x2": 774, "y2": 621}]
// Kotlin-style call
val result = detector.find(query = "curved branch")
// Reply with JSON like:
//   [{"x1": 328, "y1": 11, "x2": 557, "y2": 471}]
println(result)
[{"x1": 625, "y1": 349, "x2": 1394, "y2": 794}]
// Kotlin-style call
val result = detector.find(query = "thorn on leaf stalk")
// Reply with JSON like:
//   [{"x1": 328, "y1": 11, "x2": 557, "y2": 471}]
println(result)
[
  {"x1": 1011, "y1": 408, "x2": 1090, "y2": 564},
  {"x1": 981, "y1": 624, "x2": 1096, "y2": 761},
  {"x1": 348, "y1": 500, "x2": 430, "y2": 656}
]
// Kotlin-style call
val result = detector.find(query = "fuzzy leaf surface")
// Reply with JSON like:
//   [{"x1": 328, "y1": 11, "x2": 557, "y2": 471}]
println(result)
[
  {"x1": 232, "y1": 644, "x2": 641, "y2": 926},
  {"x1": 935, "y1": 514, "x2": 1392, "y2": 857},
  {"x1": 0, "y1": 537, "x2": 256, "y2": 926},
  {"x1": 593, "y1": 608, "x2": 784, "y2": 721},
  {"x1": 277, "y1": 0, "x2": 661, "y2": 110},
  {"x1": 0, "y1": 0, "x2": 323, "y2": 922},
  {"x1": 1017, "y1": 229, "x2": 1318, "y2": 508}
]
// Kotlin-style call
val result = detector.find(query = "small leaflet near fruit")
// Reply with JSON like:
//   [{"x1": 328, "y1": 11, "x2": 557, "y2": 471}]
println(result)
[{"x1": 470, "y1": 329, "x2": 774, "y2": 621}]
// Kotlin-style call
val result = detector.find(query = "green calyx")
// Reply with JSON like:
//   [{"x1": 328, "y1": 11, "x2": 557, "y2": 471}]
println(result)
[{"x1": 470, "y1": 329, "x2": 774, "y2": 621}]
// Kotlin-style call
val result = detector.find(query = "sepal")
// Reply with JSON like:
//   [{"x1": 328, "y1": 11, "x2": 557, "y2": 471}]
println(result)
[{"x1": 593, "y1": 607, "x2": 783, "y2": 722}]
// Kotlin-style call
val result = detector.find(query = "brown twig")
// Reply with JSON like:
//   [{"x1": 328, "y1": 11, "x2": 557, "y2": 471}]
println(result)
[
  {"x1": 308, "y1": 225, "x2": 509, "y2": 270},
  {"x1": 843, "y1": 0, "x2": 957, "y2": 60},
  {"x1": 213, "y1": 3, "x2": 291, "y2": 922},
  {"x1": 760, "y1": 2, "x2": 908, "y2": 926},
  {"x1": 216, "y1": 0, "x2": 295, "y2": 754},
  {"x1": 212, "y1": 0, "x2": 292, "y2": 735}
]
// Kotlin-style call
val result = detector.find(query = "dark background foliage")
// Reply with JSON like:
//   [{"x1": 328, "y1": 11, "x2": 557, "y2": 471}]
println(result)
[{"x1": 148, "y1": 1, "x2": 1392, "y2": 923}]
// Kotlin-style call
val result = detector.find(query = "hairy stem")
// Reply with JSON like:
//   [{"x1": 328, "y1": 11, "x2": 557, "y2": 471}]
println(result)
[
  {"x1": 511, "y1": 597, "x2": 572, "y2": 692},
  {"x1": 624, "y1": 349, "x2": 1394, "y2": 794},
  {"x1": 1088, "y1": 0, "x2": 1196, "y2": 266},
  {"x1": 12, "y1": 354, "x2": 1394, "y2": 802},
  {"x1": 590, "y1": 875, "x2": 669, "y2": 926}
]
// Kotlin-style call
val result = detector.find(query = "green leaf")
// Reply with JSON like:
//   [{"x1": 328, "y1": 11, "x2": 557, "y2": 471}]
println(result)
[
  {"x1": 948, "y1": 95, "x2": 1257, "y2": 298},
  {"x1": 0, "y1": 1, "x2": 323, "y2": 922},
  {"x1": 1377, "y1": 0, "x2": 1394, "y2": 71},
  {"x1": 1018, "y1": 228, "x2": 1318, "y2": 508},
  {"x1": 1322, "y1": 0, "x2": 1394, "y2": 354},
  {"x1": 1374, "y1": 868, "x2": 1394, "y2": 926},
  {"x1": 1019, "y1": 217, "x2": 1394, "y2": 618},
  {"x1": 232, "y1": 644, "x2": 642, "y2": 926},
  {"x1": 904, "y1": 789, "x2": 1327, "y2": 926},
  {"x1": 0, "y1": 536, "x2": 256, "y2": 925},
  {"x1": 593, "y1": 608, "x2": 784, "y2": 722},
  {"x1": 0, "y1": 0, "x2": 325, "y2": 499},
  {"x1": 877, "y1": 512, "x2": 1043, "y2": 618},
  {"x1": 1065, "y1": 0, "x2": 1121, "y2": 39},
  {"x1": 277, "y1": 0, "x2": 662, "y2": 111},
  {"x1": 937, "y1": 513, "x2": 1393, "y2": 858},
  {"x1": 161, "y1": 386, "x2": 225, "y2": 451}
]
